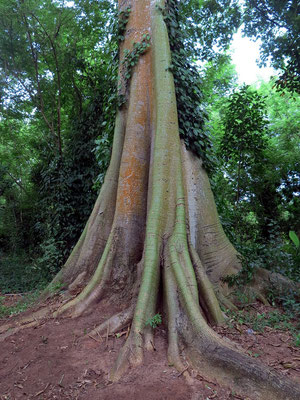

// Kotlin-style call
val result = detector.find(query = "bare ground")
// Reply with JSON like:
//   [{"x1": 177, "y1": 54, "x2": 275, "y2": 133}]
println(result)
[{"x1": 0, "y1": 298, "x2": 299, "y2": 400}]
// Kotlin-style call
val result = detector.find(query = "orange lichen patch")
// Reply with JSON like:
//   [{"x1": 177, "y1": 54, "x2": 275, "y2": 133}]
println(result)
[
  {"x1": 115, "y1": 66, "x2": 151, "y2": 217},
  {"x1": 117, "y1": 155, "x2": 148, "y2": 217},
  {"x1": 120, "y1": 0, "x2": 151, "y2": 40},
  {"x1": 115, "y1": 0, "x2": 153, "y2": 219},
  {"x1": 119, "y1": 0, "x2": 151, "y2": 61}
]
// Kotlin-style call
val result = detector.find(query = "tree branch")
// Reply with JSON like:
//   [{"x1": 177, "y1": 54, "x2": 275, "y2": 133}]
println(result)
[
  {"x1": 6, "y1": 171, "x2": 29, "y2": 195},
  {"x1": 29, "y1": 12, "x2": 63, "y2": 158}
]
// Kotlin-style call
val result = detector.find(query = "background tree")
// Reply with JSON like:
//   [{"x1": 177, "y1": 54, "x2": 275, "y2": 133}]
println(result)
[
  {"x1": 219, "y1": 85, "x2": 268, "y2": 206},
  {"x1": 243, "y1": 0, "x2": 300, "y2": 93},
  {"x1": 0, "y1": 0, "x2": 117, "y2": 288},
  {"x1": 209, "y1": 79, "x2": 300, "y2": 282}
]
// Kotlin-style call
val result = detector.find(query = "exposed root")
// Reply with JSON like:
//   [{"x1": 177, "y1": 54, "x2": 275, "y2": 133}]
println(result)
[
  {"x1": 144, "y1": 326, "x2": 155, "y2": 352},
  {"x1": 189, "y1": 243, "x2": 225, "y2": 324},
  {"x1": 184, "y1": 338, "x2": 300, "y2": 400},
  {"x1": 108, "y1": 240, "x2": 161, "y2": 379},
  {"x1": 3, "y1": 3, "x2": 300, "y2": 400},
  {"x1": 67, "y1": 271, "x2": 87, "y2": 296},
  {"x1": 215, "y1": 290, "x2": 238, "y2": 312},
  {"x1": 253, "y1": 289, "x2": 270, "y2": 306},
  {"x1": 0, "y1": 321, "x2": 38, "y2": 342},
  {"x1": 0, "y1": 306, "x2": 51, "y2": 342},
  {"x1": 110, "y1": 330, "x2": 144, "y2": 381},
  {"x1": 53, "y1": 230, "x2": 117, "y2": 318},
  {"x1": 226, "y1": 267, "x2": 300, "y2": 309},
  {"x1": 89, "y1": 306, "x2": 134, "y2": 337},
  {"x1": 171, "y1": 255, "x2": 300, "y2": 400},
  {"x1": 164, "y1": 252, "x2": 193, "y2": 384},
  {"x1": 251, "y1": 267, "x2": 300, "y2": 299}
]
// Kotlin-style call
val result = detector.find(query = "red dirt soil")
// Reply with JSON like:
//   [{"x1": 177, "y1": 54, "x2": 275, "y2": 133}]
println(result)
[{"x1": 0, "y1": 300, "x2": 299, "y2": 400}]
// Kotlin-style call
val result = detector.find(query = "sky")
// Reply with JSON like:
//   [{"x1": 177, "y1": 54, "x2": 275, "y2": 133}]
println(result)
[{"x1": 231, "y1": 29, "x2": 276, "y2": 86}]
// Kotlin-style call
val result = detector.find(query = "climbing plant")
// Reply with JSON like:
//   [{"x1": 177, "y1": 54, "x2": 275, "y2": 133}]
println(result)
[{"x1": 161, "y1": 0, "x2": 215, "y2": 169}]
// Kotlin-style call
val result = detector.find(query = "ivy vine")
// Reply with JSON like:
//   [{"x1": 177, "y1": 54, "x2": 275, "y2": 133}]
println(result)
[
  {"x1": 118, "y1": 35, "x2": 151, "y2": 107},
  {"x1": 118, "y1": 6, "x2": 131, "y2": 42},
  {"x1": 162, "y1": 0, "x2": 215, "y2": 170}
]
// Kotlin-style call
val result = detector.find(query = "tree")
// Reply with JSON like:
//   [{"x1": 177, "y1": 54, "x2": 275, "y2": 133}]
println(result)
[
  {"x1": 219, "y1": 85, "x2": 268, "y2": 205},
  {"x1": 243, "y1": 0, "x2": 300, "y2": 93},
  {"x1": 209, "y1": 81, "x2": 300, "y2": 281},
  {"x1": 249, "y1": 82, "x2": 300, "y2": 239},
  {"x1": 0, "y1": 0, "x2": 116, "y2": 278},
  {"x1": 1, "y1": 1, "x2": 300, "y2": 399}
]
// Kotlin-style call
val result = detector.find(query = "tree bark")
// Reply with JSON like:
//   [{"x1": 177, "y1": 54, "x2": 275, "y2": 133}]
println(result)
[{"x1": 2, "y1": 1, "x2": 300, "y2": 399}]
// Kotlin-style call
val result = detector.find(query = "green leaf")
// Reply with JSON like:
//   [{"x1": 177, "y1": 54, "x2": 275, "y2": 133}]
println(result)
[{"x1": 289, "y1": 231, "x2": 299, "y2": 248}]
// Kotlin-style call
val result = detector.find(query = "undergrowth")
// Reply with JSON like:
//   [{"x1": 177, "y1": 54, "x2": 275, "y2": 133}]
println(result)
[
  {"x1": 0, "y1": 281, "x2": 64, "y2": 319},
  {"x1": 145, "y1": 313, "x2": 162, "y2": 329},
  {"x1": 0, "y1": 252, "x2": 49, "y2": 294},
  {"x1": 226, "y1": 290, "x2": 300, "y2": 347},
  {"x1": 0, "y1": 290, "x2": 40, "y2": 319}
]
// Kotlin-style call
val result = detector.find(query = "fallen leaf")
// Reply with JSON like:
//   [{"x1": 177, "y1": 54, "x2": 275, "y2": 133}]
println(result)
[{"x1": 281, "y1": 362, "x2": 295, "y2": 369}]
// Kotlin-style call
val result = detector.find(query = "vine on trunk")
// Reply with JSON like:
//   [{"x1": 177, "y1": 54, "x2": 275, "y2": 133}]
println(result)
[
  {"x1": 162, "y1": 0, "x2": 215, "y2": 171},
  {"x1": 118, "y1": 6, "x2": 131, "y2": 42},
  {"x1": 118, "y1": 35, "x2": 151, "y2": 107}
]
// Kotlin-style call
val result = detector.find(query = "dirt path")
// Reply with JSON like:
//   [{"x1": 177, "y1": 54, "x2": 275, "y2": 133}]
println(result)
[{"x1": 0, "y1": 301, "x2": 299, "y2": 400}]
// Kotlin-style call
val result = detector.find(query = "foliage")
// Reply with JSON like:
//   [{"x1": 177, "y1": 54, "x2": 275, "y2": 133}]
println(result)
[
  {"x1": 163, "y1": 0, "x2": 214, "y2": 169},
  {"x1": 93, "y1": 5, "x2": 119, "y2": 189},
  {"x1": 289, "y1": 230, "x2": 299, "y2": 248},
  {"x1": 268, "y1": 288, "x2": 300, "y2": 322},
  {"x1": 225, "y1": 233, "x2": 300, "y2": 287},
  {"x1": 0, "y1": 0, "x2": 116, "y2": 282},
  {"x1": 118, "y1": 35, "x2": 151, "y2": 107},
  {"x1": 214, "y1": 87, "x2": 300, "y2": 282},
  {"x1": 218, "y1": 85, "x2": 268, "y2": 204},
  {"x1": 145, "y1": 313, "x2": 162, "y2": 329},
  {"x1": 220, "y1": 85, "x2": 268, "y2": 163},
  {"x1": 0, "y1": 252, "x2": 48, "y2": 293},
  {"x1": 31, "y1": 96, "x2": 105, "y2": 277},
  {"x1": 180, "y1": 0, "x2": 241, "y2": 62},
  {"x1": 0, "y1": 290, "x2": 41, "y2": 319},
  {"x1": 0, "y1": 0, "x2": 299, "y2": 297},
  {"x1": 243, "y1": 0, "x2": 300, "y2": 93},
  {"x1": 211, "y1": 80, "x2": 299, "y2": 278},
  {"x1": 117, "y1": 6, "x2": 131, "y2": 41},
  {"x1": 200, "y1": 54, "x2": 239, "y2": 106},
  {"x1": 227, "y1": 280, "x2": 300, "y2": 347},
  {"x1": 226, "y1": 306, "x2": 299, "y2": 346}
]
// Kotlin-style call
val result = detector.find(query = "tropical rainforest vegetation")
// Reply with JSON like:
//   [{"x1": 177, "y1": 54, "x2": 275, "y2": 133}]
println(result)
[
  {"x1": 0, "y1": 0, "x2": 299, "y2": 398},
  {"x1": 1, "y1": 0, "x2": 298, "y2": 292}
]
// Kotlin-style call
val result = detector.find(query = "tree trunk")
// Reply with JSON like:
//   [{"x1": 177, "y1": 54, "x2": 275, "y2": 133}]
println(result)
[{"x1": 3, "y1": 1, "x2": 300, "y2": 399}]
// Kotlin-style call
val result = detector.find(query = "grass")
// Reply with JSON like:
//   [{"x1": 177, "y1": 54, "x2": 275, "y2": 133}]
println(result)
[
  {"x1": 0, "y1": 290, "x2": 41, "y2": 319},
  {"x1": 0, "y1": 252, "x2": 49, "y2": 294},
  {"x1": 225, "y1": 291, "x2": 300, "y2": 347}
]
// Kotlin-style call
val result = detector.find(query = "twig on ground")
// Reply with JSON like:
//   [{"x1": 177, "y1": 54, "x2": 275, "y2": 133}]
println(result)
[
  {"x1": 177, "y1": 366, "x2": 189, "y2": 377},
  {"x1": 35, "y1": 382, "x2": 50, "y2": 397},
  {"x1": 106, "y1": 323, "x2": 110, "y2": 348},
  {"x1": 87, "y1": 333, "x2": 102, "y2": 343}
]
